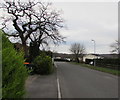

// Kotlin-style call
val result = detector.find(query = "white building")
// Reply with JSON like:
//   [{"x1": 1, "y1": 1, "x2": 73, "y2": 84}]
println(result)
[{"x1": 83, "y1": 54, "x2": 104, "y2": 62}]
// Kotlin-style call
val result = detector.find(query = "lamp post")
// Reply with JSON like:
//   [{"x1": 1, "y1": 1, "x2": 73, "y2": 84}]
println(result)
[{"x1": 91, "y1": 39, "x2": 96, "y2": 66}]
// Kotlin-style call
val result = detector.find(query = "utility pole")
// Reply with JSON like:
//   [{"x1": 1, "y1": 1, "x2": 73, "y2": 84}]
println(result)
[{"x1": 92, "y1": 39, "x2": 96, "y2": 66}]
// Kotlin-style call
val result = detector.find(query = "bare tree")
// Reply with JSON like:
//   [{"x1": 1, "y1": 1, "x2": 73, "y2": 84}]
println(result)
[
  {"x1": 70, "y1": 43, "x2": 85, "y2": 63},
  {"x1": 1, "y1": 0, "x2": 64, "y2": 57},
  {"x1": 110, "y1": 40, "x2": 120, "y2": 54},
  {"x1": 110, "y1": 40, "x2": 120, "y2": 57}
]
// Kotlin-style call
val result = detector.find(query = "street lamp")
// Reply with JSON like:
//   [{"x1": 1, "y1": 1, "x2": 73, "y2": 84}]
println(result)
[{"x1": 91, "y1": 39, "x2": 96, "y2": 66}]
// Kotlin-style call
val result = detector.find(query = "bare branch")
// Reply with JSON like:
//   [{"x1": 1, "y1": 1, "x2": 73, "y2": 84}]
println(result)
[
  {"x1": 70, "y1": 43, "x2": 85, "y2": 62},
  {"x1": 1, "y1": 0, "x2": 65, "y2": 56}
]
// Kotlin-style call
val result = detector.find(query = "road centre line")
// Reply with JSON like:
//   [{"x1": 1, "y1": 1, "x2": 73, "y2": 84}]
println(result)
[
  {"x1": 57, "y1": 78, "x2": 61, "y2": 99},
  {"x1": 54, "y1": 62, "x2": 62, "y2": 99}
]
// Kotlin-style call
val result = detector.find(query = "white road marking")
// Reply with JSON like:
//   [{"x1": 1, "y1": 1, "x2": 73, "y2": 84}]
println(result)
[
  {"x1": 57, "y1": 78, "x2": 61, "y2": 99},
  {"x1": 54, "y1": 62, "x2": 62, "y2": 99}
]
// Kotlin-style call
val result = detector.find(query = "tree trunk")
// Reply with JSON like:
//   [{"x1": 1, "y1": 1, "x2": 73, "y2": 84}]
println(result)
[
  {"x1": 75, "y1": 54, "x2": 79, "y2": 63},
  {"x1": 22, "y1": 42, "x2": 28, "y2": 58},
  {"x1": 29, "y1": 41, "x2": 40, "y2": 62}
]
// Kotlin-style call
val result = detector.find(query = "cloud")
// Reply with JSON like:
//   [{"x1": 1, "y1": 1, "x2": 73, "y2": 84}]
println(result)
[
  {"x1": 50, "y1": 2, "x2": 118, "y2": 54},
  {"x1": 0, "y1": 1, "x2": 117, "y2": 54}
]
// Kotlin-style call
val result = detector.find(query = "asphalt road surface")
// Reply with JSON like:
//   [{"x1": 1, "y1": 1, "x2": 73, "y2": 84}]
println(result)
[{"x1": 55, "y1": 62, "x2": 118, "y2": 98}]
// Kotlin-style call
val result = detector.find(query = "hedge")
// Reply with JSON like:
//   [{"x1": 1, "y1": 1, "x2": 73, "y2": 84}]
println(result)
[
  {"x1": 32, "y1": 53, "x2": 53, "y2": 75},
  {"x1": 2, "y1": 33, "x2": 28, "y2": 98},
  {"x1": 95, "y1": 58, "x2": 120, "y2": 70}
]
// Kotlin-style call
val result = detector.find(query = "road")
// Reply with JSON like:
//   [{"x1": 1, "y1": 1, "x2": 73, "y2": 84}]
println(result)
[{"x1": 55, "y1": 62, "x2": 118, "y2": 98}]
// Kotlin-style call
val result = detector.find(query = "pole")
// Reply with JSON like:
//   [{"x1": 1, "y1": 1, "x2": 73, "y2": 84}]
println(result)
[{"x1": 92, "y1": 40, "x2": 96, "y2": 66}]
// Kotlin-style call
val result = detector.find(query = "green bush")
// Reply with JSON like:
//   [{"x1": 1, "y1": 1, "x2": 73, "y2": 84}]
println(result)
[
  {"x1": 2, "y1": 33, "x2": 28, "y2": 98},
  {"x1": 33, "y1": 53, "x2": 53, "y2": 75}
]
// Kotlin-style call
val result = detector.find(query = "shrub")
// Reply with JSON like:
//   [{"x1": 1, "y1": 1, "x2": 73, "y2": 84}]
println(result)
[
  {"x1": 33, "y1": 53, "x2": 53, "y2": 75},
  {"x1": 2, "y1": 33, "x2": 28, "y2": 98}
]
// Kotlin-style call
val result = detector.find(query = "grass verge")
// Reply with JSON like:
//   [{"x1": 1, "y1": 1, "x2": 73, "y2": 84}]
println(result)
[{"x1": 71, "y1": 62, "x2": 120, "y2": 76}]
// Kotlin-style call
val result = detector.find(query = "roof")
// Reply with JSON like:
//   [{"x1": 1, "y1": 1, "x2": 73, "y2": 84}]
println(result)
[{"x1": 99, "y1": 54, "x2": 118, "y2": 59}]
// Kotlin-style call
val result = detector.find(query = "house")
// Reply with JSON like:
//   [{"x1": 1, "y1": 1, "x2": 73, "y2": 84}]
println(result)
[
  {"x1": 99, "y1": 54, "x2": 118, "y2": 59},
  {"x1": 83, "y1": 54, "x2": 104, "y2": 64},
  {"x1": 14, "y1": 43, "x2": 23, "y2": 51},
  {"x1": 83, "y1": 54, "x2": 104, "y2": 62},
  {"x1": 14, "y1": 43, "x2": 29, "y2": 51},
  {"x1": 83, "y1": 53, "x2": 119, "y2": 64}
]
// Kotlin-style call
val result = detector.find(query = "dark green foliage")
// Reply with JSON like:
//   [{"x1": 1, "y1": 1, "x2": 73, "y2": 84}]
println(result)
[
  {"x1": 28, "y1": 46, "x2": 53, "y2": 63},
  {"x1": 40, "y1": 50, "x2": 53, "y2": 58},
  {"x1": 33, "y1": 53, "x2": 53, "y2": 75},
  {"x1": 28, "y1": 40, "x2": 53, "y2": 63},
  {"x1": 95, "y1": 58, "x2": 120, "y2": 70},
  {"x1": 2, "y1": 33, "x2": 28, "y2": 98},
  {"x1": 28, "y1": 41, "x2": 40, "y2": 62}
]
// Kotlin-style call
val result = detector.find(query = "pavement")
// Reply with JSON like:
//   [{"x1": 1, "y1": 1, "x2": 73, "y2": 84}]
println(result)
[{"x1": 25, "y1": 70, "x2": 58, "y2": 98}]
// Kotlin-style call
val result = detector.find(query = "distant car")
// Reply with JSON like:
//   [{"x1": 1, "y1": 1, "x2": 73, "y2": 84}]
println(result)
[
  {"x1": 65, "y1": 58, "x2": 71, "y2": 62},
  {"x1": 90, "y1": 61, "x2": 93, "y2": 65}
]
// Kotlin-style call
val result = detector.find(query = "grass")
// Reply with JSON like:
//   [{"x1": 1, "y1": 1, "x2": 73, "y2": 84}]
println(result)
[{"x1": 71, "y1": 62, "x2": 120, "y2": 76}]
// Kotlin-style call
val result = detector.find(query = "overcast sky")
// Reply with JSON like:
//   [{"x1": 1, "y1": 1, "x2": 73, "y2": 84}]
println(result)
[
  {"x1": 0, "y1": 0, "x2": 118, "y2": 54},
  {"x1": 49, "y1": 1, "x2": 118, "y2": 54}
]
